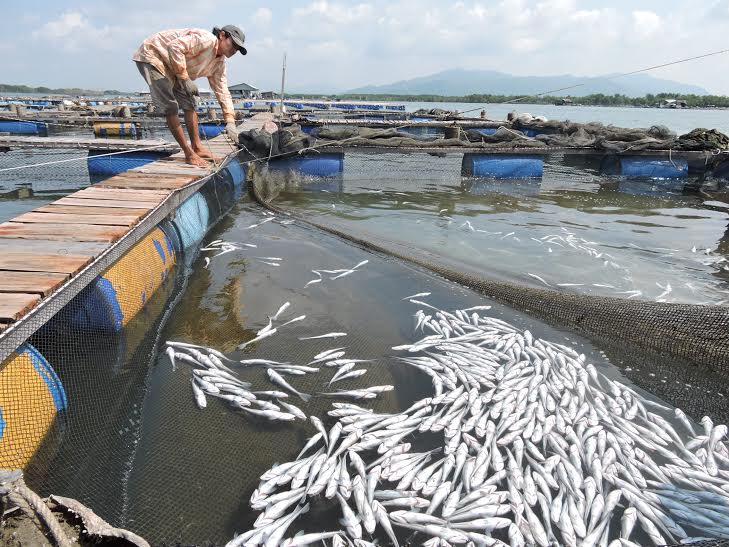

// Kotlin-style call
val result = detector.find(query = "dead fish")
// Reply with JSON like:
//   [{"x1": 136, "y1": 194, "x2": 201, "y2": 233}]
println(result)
[
  {"x1": 267, "y1": 369, "x2": 312, "y2": 402},
  {"x1": 330, "y1": 369, "x2": 368, "y2": 385},
  {"x1": 299, "y1": 332, "x2": 348, "y2": 340},
  {"x1": 240, "y1": 407, "x2": 296, "y2": 422},
  {"x1": 403, "y1": 292, "x2": 431, "y2": 300},
  {"x1": 280, "y1": 401, "x2": 307, "y2": 420}
]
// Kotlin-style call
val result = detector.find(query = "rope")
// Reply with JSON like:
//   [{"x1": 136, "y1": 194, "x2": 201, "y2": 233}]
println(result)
[
  {"x1": 0, "y1": 143, "x2": 176, "y2": 172},
  {"x1": 4, "y1": 476, "x2": 73, "y2": 547}
]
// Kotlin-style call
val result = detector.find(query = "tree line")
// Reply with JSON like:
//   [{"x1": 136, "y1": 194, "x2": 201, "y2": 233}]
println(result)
[
  {"x1": 0, "y1": 83, "x2": 126, "y2": 96},
  {"x1": 295, "y1": 92, "x2": 729, "y2": 108}
]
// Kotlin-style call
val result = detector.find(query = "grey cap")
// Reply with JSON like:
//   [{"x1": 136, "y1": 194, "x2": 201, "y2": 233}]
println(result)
[{"x1": 221, "y1": 24, "x2": 247, "y2": 55}]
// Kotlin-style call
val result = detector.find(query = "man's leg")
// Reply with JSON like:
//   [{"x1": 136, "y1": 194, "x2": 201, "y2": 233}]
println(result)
[
  {"x1": 136, "y1": 62, "x2": 208, "y2": 167},
  {"x1": 165, "y1": 111, "x2": 209, "y2": 167},
  {"x1": 183, "y1": 109, "x2": 221, "y2": 162}
]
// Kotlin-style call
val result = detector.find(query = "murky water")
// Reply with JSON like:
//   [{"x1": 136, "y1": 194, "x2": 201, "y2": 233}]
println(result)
[
  {"x1": 4, "y1": 114, "x2": 727, "y2": 543},
  {"x1": 29, "y1": 198, "x2": 729, "y2": 544},
  {"x1": 266, "y1": 151, "x2": 729, "y2": 305}
]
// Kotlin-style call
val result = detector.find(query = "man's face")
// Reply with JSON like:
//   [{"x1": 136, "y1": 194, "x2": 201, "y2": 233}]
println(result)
[{"x1": 219, "y1": 34, "x2": 238, "y2": 58}]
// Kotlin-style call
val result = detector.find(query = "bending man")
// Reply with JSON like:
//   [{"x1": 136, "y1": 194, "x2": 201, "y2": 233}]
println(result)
[{"x1": 133, "y1": 25, "x2": 246, "y2": 166}]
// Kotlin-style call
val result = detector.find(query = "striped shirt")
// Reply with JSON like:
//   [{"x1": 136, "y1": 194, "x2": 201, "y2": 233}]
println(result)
[{"x1": 133, "y1": 28, "x2": 236, "y2": 122}]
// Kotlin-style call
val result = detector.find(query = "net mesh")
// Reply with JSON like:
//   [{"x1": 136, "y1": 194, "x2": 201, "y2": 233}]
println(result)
[{"x1": 0, "y1": 145, "x2": 727, "y2": 545}]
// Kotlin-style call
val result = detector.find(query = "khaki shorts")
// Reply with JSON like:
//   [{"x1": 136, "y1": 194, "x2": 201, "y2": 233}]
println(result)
[{"x1": 135, "y1": 61, "x2": 196, "y2": 115}]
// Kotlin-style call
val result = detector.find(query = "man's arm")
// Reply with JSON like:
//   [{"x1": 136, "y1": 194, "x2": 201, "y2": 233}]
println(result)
[{"x1": 208, "y1": 65, "x2": 236, "y2": 124}]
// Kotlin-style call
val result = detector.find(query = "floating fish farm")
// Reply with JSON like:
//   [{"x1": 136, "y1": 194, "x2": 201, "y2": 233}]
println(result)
[{"x1": 0, "y1": 105, "x2": 728, "y2": 546}]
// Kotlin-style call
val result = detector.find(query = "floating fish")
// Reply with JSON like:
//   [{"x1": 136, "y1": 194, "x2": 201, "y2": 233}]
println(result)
[
  {"x1": 299, "y1": 333, "x2": 348, "y2": 340},
  {"x1": 267, "y1": 369, "x2": 312, "y2": 402}
]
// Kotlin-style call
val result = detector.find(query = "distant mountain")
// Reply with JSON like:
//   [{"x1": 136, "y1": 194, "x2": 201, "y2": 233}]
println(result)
[{"x1": 347, "y1": 69, "x2": 709, "y2": 97}]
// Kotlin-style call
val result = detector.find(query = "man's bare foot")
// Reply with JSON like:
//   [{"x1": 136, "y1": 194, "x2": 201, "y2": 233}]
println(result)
[
  {"x1": 194, "y1": 148, "x2": 223, "y2": 162},
  {"x1": 185, "y1": 153, "x2": 210, "y2": 168}
]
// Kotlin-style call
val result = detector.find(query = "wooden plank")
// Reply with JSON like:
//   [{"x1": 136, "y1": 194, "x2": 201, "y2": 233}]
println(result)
[
  {"x1": 97, "y1": 176, "x2": 191, "y2": 186},
  {"x1": 58, "y1": 195, "x2": 161, "y2": 207},
  {"x1": 96, "y1": 178, "x2": 195, "y2": 190},
  {"x1": 0, "y1": 251, "x2": 92, "y2": 273},
  {"x1": 55, "y1": 197, "x2": 155, "y2": 209},
  {"x1": 76, "y1": 186, "x2": 169, "y2": 197},
  {"x1": 75, "y1": 187, "x2": 168, "y2": 200},
  {"x1": 0, "y1": 271, "x2": 69, "y2": 296},
  {"x1": 0, "y1": 293, "x2": 41, "y2": 322},
  {"x1": 35, "y1": 205, "x2": 148, "y2": 218},
  {"x1": 11, "y1": 212, "x2": 140, "y2": 227},
  {"x1": 129, "y1": 163, "x2": 211, "y2": 175},
  {"x1": 0, "y1": 238, "x2": 107, "y2": 255},
  {"x1": 0, "y1": 222, "x2": 127, "y2": 242},
  {"x1": 104, "y1": 171, "x2": 199, "y2": 181}
]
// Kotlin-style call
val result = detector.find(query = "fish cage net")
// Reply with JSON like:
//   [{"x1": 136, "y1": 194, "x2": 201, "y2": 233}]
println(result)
[{"x1": 0, "y1": 148, "x2": 728, "y2": 545}]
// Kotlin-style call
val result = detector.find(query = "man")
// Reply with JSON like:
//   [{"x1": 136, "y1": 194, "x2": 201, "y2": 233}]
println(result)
[{"x1": 133, "y1": 25, "x2": 246, "y2": 166}]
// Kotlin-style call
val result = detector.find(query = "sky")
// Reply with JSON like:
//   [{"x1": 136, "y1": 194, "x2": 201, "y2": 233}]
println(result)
[{"x1": 2, "y1": 0, "x2": 729, "y2": 94}]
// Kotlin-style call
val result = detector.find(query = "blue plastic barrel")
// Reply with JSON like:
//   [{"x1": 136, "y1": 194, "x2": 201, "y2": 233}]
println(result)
[
  {"x1": 225, "y1": 157, "x2": 246, "y2": 199},
  {"x1": 0, "y1": 120, "x2": 45, "y2": 135},
  {"x1": 619, "y1": 156, "x2": 688, "y2": 179},
  {"x1": 269, "y1": 153, "x2": 344, "y2": 177},
  {"x1": 87, "y1": 150, "x2": 170, "y2": 177},
  {"x1": 171, "y1": 193, "x2": 210, "y2": 250},
  {"x1": 462, "y1": 154, "x2": 544, "y2": 178},
  {"x1": 199, "y1": 122, "x2": 225, "y2": 138}
]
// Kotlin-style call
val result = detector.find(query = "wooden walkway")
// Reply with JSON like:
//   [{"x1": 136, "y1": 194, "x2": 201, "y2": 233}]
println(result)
[
  {"x1": 0, "y1": 135, "x2": 179, "y2": 153},
  {"x1": 0, "y1": 131, "x2": 241, "y2": 332}
]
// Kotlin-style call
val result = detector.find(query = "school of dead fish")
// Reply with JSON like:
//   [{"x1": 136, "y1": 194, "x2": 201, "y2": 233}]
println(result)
[{"x1": 166, "y1": 289, "x2": 729, "y2": 547}]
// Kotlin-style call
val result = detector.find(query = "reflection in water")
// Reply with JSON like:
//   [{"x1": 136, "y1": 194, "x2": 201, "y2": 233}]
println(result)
[{"x1": 270, "y1": 151, "x2": 729, "y2": 305}]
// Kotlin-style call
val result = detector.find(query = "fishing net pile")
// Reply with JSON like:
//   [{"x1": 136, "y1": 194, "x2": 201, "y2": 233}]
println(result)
[
  {"x1": 412, "y1": 108, "x2": 462, "y2": 119},
  {"x1": 168, "y1": 298, "x2": 729, "y2": 547},
  {"x1": 237, "y1": 122, "x2": 729, "y2": 157},
  {"x1": 511, "y1": 124, "x2": 729, "y2": 153}
]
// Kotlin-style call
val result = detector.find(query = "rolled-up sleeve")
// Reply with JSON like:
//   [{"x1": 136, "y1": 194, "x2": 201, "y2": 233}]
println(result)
[
  {"x1": 209, "y1": 65, "x2": 236, "y2": 123},
  {"x1": 167, "y1": 33, "x2": 215, "y2": 80}
]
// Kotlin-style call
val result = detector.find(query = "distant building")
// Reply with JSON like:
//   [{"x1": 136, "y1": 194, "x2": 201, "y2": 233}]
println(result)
[
  {"x1": 260, "y1": 91, "x2": 277, "y2": 100},
  {"x1": 555, "y1": 98, "x2": 573, "y2": 106},
  {"x1": 228, "y1": 82, "x2": 259, "y2": 99},
  {"x1": 660, "y1": 98, "x2": 688, "y2": 109}
]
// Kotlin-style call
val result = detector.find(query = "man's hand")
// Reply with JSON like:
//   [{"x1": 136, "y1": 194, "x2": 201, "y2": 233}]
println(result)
[
  {"x1": 177, "y1": 77, "x2": 199, "y2": 99},
  {"x1": 225, "y1": 122, "x2": 238, "y2": 141}
]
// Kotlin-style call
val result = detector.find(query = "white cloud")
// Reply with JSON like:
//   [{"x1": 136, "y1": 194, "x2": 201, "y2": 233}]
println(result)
[
  {"x1": 632, "y1": 10, "x2": 663, "y2": 39},
  {"x1": 5, "y1": 1, "x2": 729, "y2": 95},
  {"x1": 252, "y1": 7, "x2": 272, "y2": 26},
  {"x1": 510, "y1": 36, "x2": 542, "y2": 53},
  {"x1": 33, "y1": 11, "x2": 121, "y2": 51},
  {"x1": 294, "y1": 1, "x2": 374, "y2": 24}
]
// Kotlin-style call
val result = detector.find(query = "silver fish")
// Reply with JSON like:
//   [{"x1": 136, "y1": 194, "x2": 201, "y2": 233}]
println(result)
[
  {"x1": 299, "y1": 332, "x2": 348, "y2": 340},
  {"x1": 267, "y1": 369, "x2": 312, "y2": 402}
]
